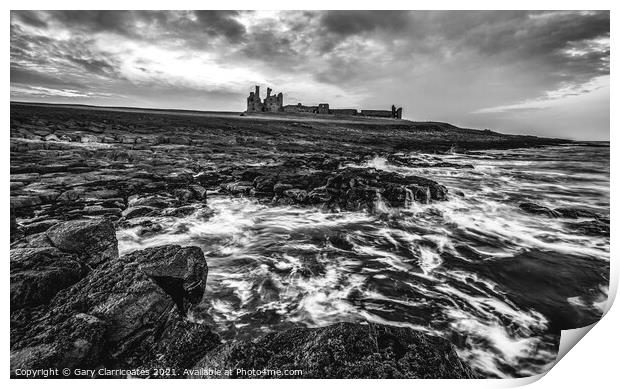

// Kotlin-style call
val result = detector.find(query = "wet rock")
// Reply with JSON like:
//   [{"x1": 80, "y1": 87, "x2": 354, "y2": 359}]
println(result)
[
  {"x1": 124, "y1": 245, "x2": 208, "y2": 314},
  {"x1": 518, "y1": 202, "x2": 560, "y2": 217},
  {"x1": 324, "y1": 168, "x2": 447, "y2": 210},
  {"x1": 252, "y1": 176, "x2": 276, "y2": 195},
  {"x1": 283, "y1": 189, "x2": 308, "y2": 203},
  {"x1": 122, "y1": 205, "x2": 158, "y2": 219},
  {"x1": 555, "y1": 207, "x2": 600, "y2": 219},
  {"x1": 189, "y1": 184, "x2": 207, "y2": 200},
  {"x1": 174, "y1": 188, "x2": 194, "y2": 204},
  {"x1": 10, "y1": 313, "x2": 108, "y2": 373},
  {"x1": 10, "y1": 195, "x2": 42, "y2": 210},
  {"x1": 273, "y1": 183, "x2": 293, "y2": 194},
  {"x1": 83, "y1": 189, "x2": 121, "y2": 200},
  {"x1": 80, "y1": 135, "x2": 98, "y2": 143},
  {"x1": 222, "y1": 181, "x2": 253, "y2": 195},
  {"x1": 10, "y1": 207, "x2": 20, "y2": 241},
  {"x1": 11, "y1": 244, "x2": 219, "y2": 375},
  {"x1": 164, "y1": 205, "x2": 197, "y2": 217},
  {"x1": 135, "y1": 220, "x2": 164, "y2": 238},
  {"x1": 306, "y1": 187, "x2": 332, "y2": 204},
  {"x1": 565, "y1": 220, "x2": 610, "y2": 237},
  {"x1": 167, "y1": 136, "x2": 192, "y2": 145},
  {"x1": 327, "y1": 233, "x2": 354, "y2": 251},
  {"x1": 462, "y1": 250, "x2": 609, "y2": 332},
  {"x1": 131, "y1": 195, "x2": 174, "y2": 209},
  {"x1": 44, "y1": 134, "x2": 60, "y2": 142},
  {"x1": 10, "y1": 246, "x2": 85, "y2": 310},
  {"x1": 57, "y1": 189, "x2": 82, "y2": 203},
  {"x1": 193, "y1": 322, "x2": 474, "y2": 379},
  {"x1": 82, "y1": 205, "x2": 123, "y2": 218},
  {"x1": 45, "y1": 219, "x2": 118, "y2": 266},
  {"x1": 21, "y1": 219, "x2": 59, "y2": 236},
  {"x1": 195, "y1": 206, "x2": 215, "y2": 220}
]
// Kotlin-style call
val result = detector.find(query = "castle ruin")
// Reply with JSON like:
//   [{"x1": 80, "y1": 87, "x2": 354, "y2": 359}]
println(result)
[
  {"x1": 245, "y1": 85, "x2": 402, "y2": 119},
  {"x1": 246, "y1": 86, "x2": 283, "y2": 112}
]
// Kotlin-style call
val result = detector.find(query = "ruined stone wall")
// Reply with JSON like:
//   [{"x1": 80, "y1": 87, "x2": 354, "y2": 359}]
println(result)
[
  {"x1": 317, "y1": 103, "x2": 330, "y2": 114},
  {"x1": 361, "y1": 110, "x2": 393, "y2": 118},
  {"x1": 331, "y1": 109, "x2": 358, "y2": 116},
  {"x1": 283, "y1": 104, "x2": 317, "y2": 113}
]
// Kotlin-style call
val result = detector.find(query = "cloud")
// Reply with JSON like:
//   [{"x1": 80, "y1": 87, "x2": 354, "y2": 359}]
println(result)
[
  {"x1": 320, "y1": 10, "x2": 411, "y2": 36},
  {"x1": 473, "y1": 75, "x2": 609, "y2": 114},
  {"x1": 193, "y1": 10, "x2": 246, "y2": 42}
]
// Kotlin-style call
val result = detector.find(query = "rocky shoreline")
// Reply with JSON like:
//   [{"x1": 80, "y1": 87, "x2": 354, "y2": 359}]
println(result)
[
  {"x1": 10, "y1": 103, "x2": 586, "y2": 378},
  {"x1": 10, "y1": 218, "x2": 474, "y2": 378}
]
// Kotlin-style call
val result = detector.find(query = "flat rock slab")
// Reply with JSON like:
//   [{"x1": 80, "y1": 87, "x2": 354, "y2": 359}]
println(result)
[{"x1": 193, "y1": 322, "x2": 474, "y2": 379}]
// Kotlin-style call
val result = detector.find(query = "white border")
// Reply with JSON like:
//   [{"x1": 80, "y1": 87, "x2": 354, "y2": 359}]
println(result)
[{"x1": 4, "y1": 1, "x2": 616, "y2": 388}]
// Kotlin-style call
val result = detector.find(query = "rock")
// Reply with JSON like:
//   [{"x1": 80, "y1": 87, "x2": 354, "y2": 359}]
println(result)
[
  {"x1": 131, "y1": 195, "x2": 174, "y2": 209},
  {"x1": 10, "y1": 246, "x2": 85, "y2": 310},
  {"x1": 21, "y1": 219, "x2": 59, "y2": 235},
  {"x1": 192, "y1": 322, "x2": 474, "y2": 379},
  {"x1": 167, "y1": 136, "x2": 192, "y2": 145},
  {"x1": 283, "y1": 189, "x2": 308, "y2": 203},
  {"x1": 222, "y1": 181, "x2": 253, "y2": 195},
  {"x1": 555, "y1": 207, "x2": 600, "y2": 219},
  {"x1": 189, "y1": 184, "x2": 207, "y2": 200},
  {"x1": 82, "y1": 206, "x2": 123, "y2": 218},
  {"x1": 45, "y1": 219, "x2": 118, "y2": 266},
  {"x1": 565, "y1": 220, "x2": 610, "y2": 237},
  {"x1": 195, "y1": 206, "x2": 215, "y2": 220},
  {"x1": 118, "y1": 135, "x2": 135, "y2": 144},
  {"x1": 10, "y1": 313, "x2": 108, "y2": 373},
  {"x1": 323, "y1": 168, "x2": 447, "y2": 210},
  {"x1": 10, "y1": 207, "x2": 20, "y2": 241},
  {"x1": 122, "y1": 205, "x2": 158, "y2": 219},
  {"x1": 122, "y1": 245, "x2": 208, "y2": 314},
  {"x1": 174, "y1": 188, "x2": 194, "y2": 204},
  {"x1": 83, "y1": 189, "x2": 121, "y2": 200},
  {"x1": 135, "y1": 220, "x2": 164, "y2": 238},
  {"x1": 57, "y1": 189, "x2": 82, "y2": 203},
  {"x1": 164, "y1": 205, "x2": 197, "y2": 217},
  {"x1": 11, "y1": 245, "x2": 219, "y2": 375},
  {"x1": 519, "y1": 202, "x2": 560, "y2": 217},
  {"x1": 252, "y1": 176, "x2": 276, "y2": 195},
  {"x1": 273, "y1": 183, "x2": 293, "y2": 194},
  {"x1": 44, "y1": 134, "x2": 60, "y2": 142},
  {"x1": 80, "y1": 135, "x2": 98, "y2": 143},
  {"x1": 10, "y1": 195, "x2": 42, "y2": 210}
]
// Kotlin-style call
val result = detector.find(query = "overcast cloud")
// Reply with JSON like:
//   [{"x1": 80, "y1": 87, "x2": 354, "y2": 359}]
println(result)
[{"x1": 10, "y1": 10, "x2": 610, "y2": 140}]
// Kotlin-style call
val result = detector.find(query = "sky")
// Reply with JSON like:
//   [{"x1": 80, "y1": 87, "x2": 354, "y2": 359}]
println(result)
[{"x1": 10, "y1": 10, "x2": 610, "y2": 140}]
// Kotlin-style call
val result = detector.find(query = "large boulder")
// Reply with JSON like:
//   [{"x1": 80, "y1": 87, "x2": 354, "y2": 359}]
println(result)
[
  {"x1": 11, "y1": 219, "x2": 119, "y2": 311},
  {"x1": 192, "y1": 322, "x2": 474, "y2": 379},
  {"x1": 125, "y1": 245, "x2": 208, "y2": 314},
  {"x1": 10, "y1": 244, "x2": 219, "y2": 376}
]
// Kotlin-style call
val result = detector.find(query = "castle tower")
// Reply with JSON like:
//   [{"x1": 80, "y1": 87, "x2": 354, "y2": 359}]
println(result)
[{"x1": 247, "y1": 85, "x2": 264, "y2": 112}]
